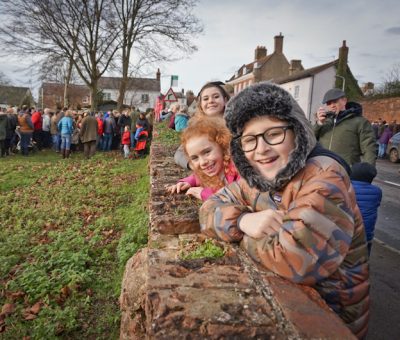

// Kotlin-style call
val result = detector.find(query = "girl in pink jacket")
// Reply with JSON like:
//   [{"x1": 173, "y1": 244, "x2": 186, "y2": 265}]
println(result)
[{"x1": 166, "y1": 116, "x2": 239, "y2": 201}]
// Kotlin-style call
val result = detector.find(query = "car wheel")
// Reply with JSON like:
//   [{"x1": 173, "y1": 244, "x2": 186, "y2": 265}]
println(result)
[{"x1": 389, "y1": 148, "x2": 399, "y2": 163}]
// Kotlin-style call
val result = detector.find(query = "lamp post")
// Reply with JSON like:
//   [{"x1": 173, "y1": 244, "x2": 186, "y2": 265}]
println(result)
[{"x1": 335, "y1": 75, "x2": 345, "y2": 91}]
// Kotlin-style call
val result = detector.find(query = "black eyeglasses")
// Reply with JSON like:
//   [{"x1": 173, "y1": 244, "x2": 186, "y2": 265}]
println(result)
[{"x1": 238, "y1": 126, "x2": 293, "y2": 152}]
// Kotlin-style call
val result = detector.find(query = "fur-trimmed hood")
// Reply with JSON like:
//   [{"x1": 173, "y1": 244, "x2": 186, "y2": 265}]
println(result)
[{"x1": 224, "y1": 82, "x2": 316, "y2": 192}]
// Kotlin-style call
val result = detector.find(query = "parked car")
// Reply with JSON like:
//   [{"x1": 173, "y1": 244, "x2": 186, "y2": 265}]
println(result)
[{"x1": 386, "y1": 132, "x2": 400, "y2": 163}]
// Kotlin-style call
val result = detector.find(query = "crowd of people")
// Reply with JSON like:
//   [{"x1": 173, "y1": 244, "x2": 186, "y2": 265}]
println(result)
[
  {"x1": 0, "y1": 106, "x2": 153, "y2": 159},
  {"x1": 1, "y1": 80, "x2": 390, "y2": 338}
]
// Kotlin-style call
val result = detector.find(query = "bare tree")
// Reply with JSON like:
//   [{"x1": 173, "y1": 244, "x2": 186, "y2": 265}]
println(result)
[
  {"x1": 111, "y1": 0, "x2": 203, "y2": 111},
  {"x1": 0, "y1": 0, "x2": 121, "y2": 109},
  {"x1": 0, "y1": 71, "x2": 11, "y2": 85}
]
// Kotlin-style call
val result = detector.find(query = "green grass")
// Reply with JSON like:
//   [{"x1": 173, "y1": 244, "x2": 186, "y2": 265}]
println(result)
[
  {"x1": 180, "y1": 239, "x2": 225, "y2": 260},
  {"x1": 0, "y1": 150, "x2": 149, "y2": 339},
  {"x1": 155, "y1": 121, "x2": 181, "y2": 146}
]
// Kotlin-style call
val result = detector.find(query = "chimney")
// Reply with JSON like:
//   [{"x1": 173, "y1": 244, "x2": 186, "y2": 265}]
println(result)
[
  {"x1": 156, "y1": 68, "x2": 161, "y2": 81},
  {"x1": 254, "y1": 46, "x2": 267, "y2": 61},
  {"x1": 289, "y1": 60, "x2": 303, "y2": 75},
  {"x1": 336, "y1": 40, "x2": 349, "y2": 89},
  {"x1": 274, "y1": 33, "x2": 284, "y2": 54},
  {"x1": 338, "y1": 40, "x2": 348, "y2": 65}
]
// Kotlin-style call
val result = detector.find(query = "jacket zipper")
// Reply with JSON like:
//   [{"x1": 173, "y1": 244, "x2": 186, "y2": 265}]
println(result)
[{"x1": 328, "y1": 117, "x2": 337, "y2": 150}]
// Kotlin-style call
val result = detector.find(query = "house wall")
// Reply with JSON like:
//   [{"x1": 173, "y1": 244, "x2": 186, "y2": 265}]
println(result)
[
  {"x1": 101, "y1": 89, "x2": 159, "y2": 111},
  {"x1": 227, "y1": 73, "x2": 254, "y2": 95},
  {"x1": 279, "y1": 66, "x2": 336, "y2": 122},
  {"x1": 280, "y1": 78, "x2": 312, "y2": 119},
  {"x1": 310, "y1": 66, "x2": 336, "y2": 121},
  {"x1": 260, "y1": 54, "x2": 290, "y2": 81}
]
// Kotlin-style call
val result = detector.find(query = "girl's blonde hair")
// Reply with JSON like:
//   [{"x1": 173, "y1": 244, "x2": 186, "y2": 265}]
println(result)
[{"x1": 181, "y1": 116, "x2": 232, "y2": 190}]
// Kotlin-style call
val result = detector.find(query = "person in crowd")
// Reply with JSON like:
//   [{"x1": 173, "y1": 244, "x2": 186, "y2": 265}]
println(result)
[
  {"x1": 160, "y1": 107, "x2": 172, "y2": 121},
  {"x1": 42, "y1": 108, "x2": 52, "y2": 148},
  {"x1": 168, "y1": 103, "x2": 180, "y2": 130},
  {"x1": 118, "y1": 109, "x2": 132, "y2": 137},
  {"x1": 130, "y1": 108, "x2": 140, "y2": 147},
  {"x1": 133, "y1": 121, "x2": 148, "y2": 157},
  {"x1": 167, "y1": 116, "x2": 239, "y2": 201},
  {"x1": 31, "y1": 109, "x2": 43, "y2": 150},
  {"x1": 96, "y1": 112, "x2": 104, "y2": 150},
  {"x1": 314, "y1": 88, "x2": 376, "y2": 166},
  {"x1": 50, "y1": 110, "x2": 60, "y2": 152},
  {"x1": 71, "y1": 111, "x2": 81, "y2": 152},
  {"x1": 80, "y1": 111, "x2": 98, "y2": 159},
  {"x1": 174, "y1": 104, "x2": 190, "y2": 132},
  {"x1": 0, "y1": 108, "x2": 7, "y2": 157},
  {"x1": 377, "y1": 119, "x2": 385, "y2": 139},
  {"x1": 17, "y1": 106, "x2": 34, "y2": 156},
  {"x1": 200, "y1": 83, "x2": 369, "y2": 338},
  {"x1": 5, "y1": 106, "x2": 17, "y2": 155},
  {"x1": 377, "y1": 124, "x2": 392, "y2": 158},
  {"x1": 136, "y1": 112, "x2": 149, "y2": 132},
  {"x1": 57, "y1": 110, "x2": 74, "y2": 158},
  {"x1": 121, "y1": 125, "x2": 131, "y2": 159},
  {"x1": 350, "y1": 162, "x2": 382, "y2": 256},
  {"x1": 174, "y1": 81, "x2": 230, "y2": 169},
  {"x1": 102, "y1": 111, "x2": 116, "y2": 151}
]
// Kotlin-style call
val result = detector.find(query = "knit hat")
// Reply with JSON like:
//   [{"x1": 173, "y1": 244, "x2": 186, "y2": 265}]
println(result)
[
  {"x1": 350, "y1": 162, "x2": 377, "y2": 183},
  {"x1": 224, "y1": 82, "x2": 317, "y2": 192}
]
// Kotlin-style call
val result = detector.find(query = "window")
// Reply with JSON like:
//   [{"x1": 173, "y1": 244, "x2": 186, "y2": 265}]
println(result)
[
  {"x1": 103, "y1": 92, "x2": 111, "y2": 101},
  {"x1": 141, "y1": 94, "x2": 149, "y2": 103},
  {"x1": 294, "y1": 85, "x2": 300, "y2": 99},
  {"x1": 82, "y1": 96, "x2": 89, "y2": 104}
]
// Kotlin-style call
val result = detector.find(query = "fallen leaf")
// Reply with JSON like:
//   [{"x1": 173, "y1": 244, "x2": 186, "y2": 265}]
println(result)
[
  {"x1": 1, "y1": 303, "x2": 15, "y2": 316},
  {"x1": 86, "y1": 288, "x2": 94, "y2": 297},
  {"x1": 23, "y1": 313, "x2": 36, "y2": 321},
  {"x1": 60, "y1": 286, "x2": 71, "y2": 297},
  {"x1": 30, "y1": 302, "x2": 42, "y2": 315}
]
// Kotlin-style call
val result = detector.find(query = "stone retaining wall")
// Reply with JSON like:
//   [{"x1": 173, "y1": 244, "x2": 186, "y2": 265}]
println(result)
[{"x1": 119, "y1": 124, "x2": 355, "y2": 339}]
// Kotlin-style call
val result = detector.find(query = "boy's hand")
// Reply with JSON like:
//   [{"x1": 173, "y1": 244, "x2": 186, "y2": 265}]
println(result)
[
  {"x1": 186, "y1": 187, "x2": 203, "y2": 200},
  {"x1": 165, "y1": 182, "x2": 191, "y2": 194},
  {"x1": 239, "y1": 209, "x2": 284, "y2": 239}
]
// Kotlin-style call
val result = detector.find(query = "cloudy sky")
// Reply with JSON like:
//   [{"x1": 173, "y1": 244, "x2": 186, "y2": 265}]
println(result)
[{"x1": 1, "y1": 0, "x2": 399, "y2": 97}]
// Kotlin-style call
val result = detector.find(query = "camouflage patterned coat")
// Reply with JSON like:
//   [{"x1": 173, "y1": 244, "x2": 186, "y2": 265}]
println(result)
[{"x1": 200, "y1": 155, "x2": 370, "y2": 338}]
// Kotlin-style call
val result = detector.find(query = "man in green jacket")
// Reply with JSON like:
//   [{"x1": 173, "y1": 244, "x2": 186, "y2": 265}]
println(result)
[{"x1": 314, "y1": 88, "x2": 376, "y2": 166}]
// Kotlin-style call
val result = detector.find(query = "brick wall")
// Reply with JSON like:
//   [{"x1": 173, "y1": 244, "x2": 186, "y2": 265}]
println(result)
[
  {"x1": 119, "y1": 124, "x2": 355, "y2": 339},
  {"x1": 360, "y1": 96, "x2": 400, "y2": 122}
]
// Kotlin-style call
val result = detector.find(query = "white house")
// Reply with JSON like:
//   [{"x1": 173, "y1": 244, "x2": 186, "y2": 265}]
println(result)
[
  {"x1": 98, "y1": 70, "x2": 161, "y2": 111},
  {"x1": 273, "y1": 41, "x2": 362, "y2": 122},
  {"x1": 275, "y1": 60, "x2": 337, "y2": 121}
]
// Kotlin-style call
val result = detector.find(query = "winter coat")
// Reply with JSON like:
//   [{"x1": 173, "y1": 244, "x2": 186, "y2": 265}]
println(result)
[
  {"x1": 136, "y1": 117, "x2": 149, "y2": 131},
  {"x1": 103, "y1": 116, "x2": 116, "y2": 134},
  {"x1": 378, "y1": 127, "x2": 392, "y2": 144},
  {"x1": 18, "y1": 113, "x2": 34, "y2": 133},
  {"x1": 58, "y1": 116, "x2": 74, "y2": 135},
  {"x1": 50, "y1": 115, "x2": 59, "y2": 135},
  {"x1": 6, "y1": 114, "x2": 17, "y2": 139},
  {"x1": 31, "y1": 111, "x2": 42, "y2": 131},
  {"x1": 96, "y1": 117, "x2": 103, "y2": 135},
  {"x1": 351, "y1": 180, "x2": 382, "y2": 243},
  {"x1": 200, "y1": 155, "x2": 369, "y2": 338},
  {"x1": 121, "y1": 130, "x2": 131, "y2": 145},
  {"x1": 179, "y1": 162, "x2": 240, "y2": 201},
  {"x1": 42, "y1": 114, "x2": 51, "y2": 132},
  {"x1": 118, "y1": 115, "x2": 132, "y2": 131},
  {"x1": 314, "y1": 102, "x2": 376, "y2": 166},
  {"x1": 0, "y1": 113, "x2": 7, "y2": 140},
  {"x1": 80, "y1": 115, "x2": 98, "y2": 143},
  {"x1": 174, "y1": 144, "x2": 190, "y2": 170},
  {"x1": 174, "y1": 112, "x2": 189, "y2": 132},
  {"x1": 168, "y1": 113, "x2": 176, "y2": 129}
]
